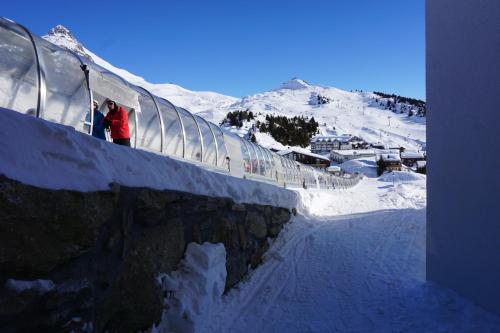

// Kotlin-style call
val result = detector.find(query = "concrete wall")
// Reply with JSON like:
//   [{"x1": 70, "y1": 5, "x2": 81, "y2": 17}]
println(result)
[{"x1": 427, "y1": 0, "x2": 500, "y2": 316}]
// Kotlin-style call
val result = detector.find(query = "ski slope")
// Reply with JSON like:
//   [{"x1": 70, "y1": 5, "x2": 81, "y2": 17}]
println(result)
[{"x1": 43, "y1": 26, "x2": 426, "y2": 153}]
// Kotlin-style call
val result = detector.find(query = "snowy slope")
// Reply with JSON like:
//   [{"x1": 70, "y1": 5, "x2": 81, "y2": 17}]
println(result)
[
  {"x1": 222, "y1": 78, "x2": 426, "y2": 152},
  {"x1": 43, "y1": 26, "x2": 425, "y2": 152}
]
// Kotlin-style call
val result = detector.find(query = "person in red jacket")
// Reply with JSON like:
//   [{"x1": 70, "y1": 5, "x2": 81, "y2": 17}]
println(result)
[{"x1": 103, "y1": 100, "x2": 131, "y2": 147}]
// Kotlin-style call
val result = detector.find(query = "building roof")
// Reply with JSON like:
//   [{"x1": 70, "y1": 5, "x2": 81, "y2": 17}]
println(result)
[
  {"x1": 277, "y1": 148, "x2": 330, "y2": 162},
  {"x1": 330, "y1": 149, "x2": 375, "y2": 156},
  {"x1": 416, "y1": 160, "x2": 427, "y2": 168},
  {"x1": 401, "y1": 151, "x2": 425, "y2": 159},
  {"x1": 311, "y1": 134, "x2": 358, "y2": 143},
  {"x1": 327, "y1": 166, "x2": 341, "y2": 172},
  {"x1": 380, "y1": 153, "x2": 401, "y2": 162}
]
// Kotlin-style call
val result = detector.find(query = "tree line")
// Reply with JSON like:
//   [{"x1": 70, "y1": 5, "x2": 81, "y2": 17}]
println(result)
[{"x1": 258, "y1": 115, "x2": 319, "y2": 148}]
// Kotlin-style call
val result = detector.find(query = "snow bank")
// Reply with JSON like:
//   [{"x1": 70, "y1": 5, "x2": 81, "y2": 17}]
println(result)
[
  {"x1": 153, "y1": 242, "x2": 226, "y2": 333},
  {"x1": 5, "y1": 279, "x2": 55, "y2": 294},
  {"x1": 0, "y1": 108, "x2": 297, "y2": 209},
  {"x1": 379, "y1": 171, "x2": 426, "y2": 183},
  {"x1": 340, "y1": 157, "x2": 378, "y2": 177}
]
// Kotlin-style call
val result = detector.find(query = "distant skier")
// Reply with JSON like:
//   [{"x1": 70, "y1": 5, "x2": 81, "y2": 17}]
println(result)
[
  {"x1": 103, "y1": 100, "x2": 131, "y2": 147},
  {"x1": 91, "y1": 100, "x2": 106, "y2": 140}
]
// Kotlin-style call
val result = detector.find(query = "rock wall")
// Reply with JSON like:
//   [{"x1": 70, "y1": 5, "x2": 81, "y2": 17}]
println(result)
[{"x1": 0, "y1": 177, "x2": 292, "y2": 332}]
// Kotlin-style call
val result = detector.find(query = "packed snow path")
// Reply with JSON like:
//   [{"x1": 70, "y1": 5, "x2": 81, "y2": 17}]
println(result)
[{"x1": 201, "y1": 177, "x2": 500, "y2": 332}]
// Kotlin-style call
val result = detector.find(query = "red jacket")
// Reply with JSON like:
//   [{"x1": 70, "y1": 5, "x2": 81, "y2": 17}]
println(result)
[{"x1": 105, "y1": 106, "x2": 130, "y2": 139}]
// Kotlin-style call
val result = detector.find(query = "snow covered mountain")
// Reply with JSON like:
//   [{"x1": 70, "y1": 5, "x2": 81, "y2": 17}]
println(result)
[
  {"x1": 42, "y1": 25, "x2": 238, "y2": 118},
  {"x1": 221, "y1": 78, "x2": 426, "y2": 152},
  {"x1": 42, "y1": 26, "x2": 426, "y2": 153}
]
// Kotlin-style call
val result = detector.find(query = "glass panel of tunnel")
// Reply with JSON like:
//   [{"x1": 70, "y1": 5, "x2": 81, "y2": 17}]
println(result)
[
  {"x1": 257, "y1": 145, "x2": 272, "y2": 178},
  {"x1": 251, "y1": 143, "x2": 266, "y2": 176},
  {"x1": 88, "y1": 66, "x2": 139, "y2": 146},
  {"x1": 157, "y1": 98, "x2": 183, "y2": 157},
  {"x1": 0, "y1": 19, "x2": 39, "y2": 116},
  {"x1": 195, "y1": 115, "x2": 217, "y2": 166},
  {"x1": 37, "y1": 39, "x2": 90, "y2": 132},
  {"x1": 130, "y1": 85, "x2": 161, "y2": 153},
  {"x1": 177, "y1": 107, "x2": 202, "y2": 162},
  {"x1": 247, "y1": 143, "x2": 259, "y2": 175},
  {"x1": 209, "y1": 123, "x2": 228, "y2": 169},
  {"x1": 262, "y1": 147, "x2": 275, "y2": 179},
  {"x1": 239, "y1": 138, "x2": 252, "y2": 173}
]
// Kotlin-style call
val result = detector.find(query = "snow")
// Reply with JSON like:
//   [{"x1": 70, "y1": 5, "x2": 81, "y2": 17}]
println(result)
[
  {"x1": 41, "y1": 26, "x2": 426, "y2": 158},
  {"x1": 340, "y1": 157, "x2": 378, "y2": 178},
  {"x1": 277, "y1": 147, "x2": 330, "y2": 161},
  {"x1": 0, "y1": 108, "x2": 297, "y2": 209},
  {"x1": 331, "y1": 149, "x2": 375, "y2": 156},
  {"x1": 380, "y1": 153, "x2": 401, "y2": 162},
  {"x1": 401, "y1": 150, "x2": 425, "y2": 159},
  {"x1": 5, "y1": 279, "x2": 55, "y2": 294},
  {"x1": 276, "y1": 78, "x2": 311, "y2": 90},
  {"x1": 153, "y1": 242, "x2": 226, "y2": 333},
  {"x1": 195, "y1": 175, "x2": 500, "y2": 332}
]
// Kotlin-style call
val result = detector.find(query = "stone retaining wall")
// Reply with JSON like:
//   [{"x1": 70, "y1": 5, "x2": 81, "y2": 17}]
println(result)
[{"x1": 0, "y1": 177, "x2": 292, "y2": 332}]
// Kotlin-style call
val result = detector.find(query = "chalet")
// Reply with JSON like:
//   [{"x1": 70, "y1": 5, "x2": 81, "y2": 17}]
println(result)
[
  {"x1": 330, "y1": 149, "x2": 376, "y2": 163},
  {"x1": 377, "y1": 154, "x2": 402, "y2": 172},
  {"x1": 400, "y1": 151, "x2": 426, "y2": 167},
  {"x1": 277, "y1": 148, "x2": 330, "y2": 168}
]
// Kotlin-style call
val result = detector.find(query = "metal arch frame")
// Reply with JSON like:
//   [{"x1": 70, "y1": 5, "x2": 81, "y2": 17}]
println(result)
[
  {"x1": 11, "y1": 20, "x2": 46, "y2": 119},
  {"x1": 243, "y1": 140, "x2": 255, "y2": 174},
  {"x1": 182, "y1": 107, "x2": 204, "y2": 163},
  {"x1": 208, "y1": 122, "x2": 228, "y2": 169},
  {"x1": 172, "y1": 104, "x2": 190, "y2": 158},
  {"x1": 249, "y1": 142, "x2": 261, "y2": 175},
  {"x1": 257, "y1": 144, "x2": 272, "y2": 179},
  {"x1": 130, "y1": 84, "x2": 164, "y2": 153},
  {"x1": 254, "y1": 144, "x2": 267, "y2": 177},
  {"x1": 196, "y1": 115, "x2": 219, "y2": 166},
  {"x1": 263, "y1": 147, "x2": 276, "y2": 179},
  {"x1": 216, "y1": 128, "x2": 231, "y2": 171},
  {"x1": 238, "y1": 137, "x2": 252, "y2": 174},
  {"x1": 159, "y1": 98, "x2": 185, "y2": 158},
  {"x1": 252, "y1": 143, "x2": 265, "y2": 175}
]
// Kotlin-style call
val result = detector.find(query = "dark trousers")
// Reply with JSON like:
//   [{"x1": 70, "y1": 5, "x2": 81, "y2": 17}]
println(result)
[{"x1": 113, "y1": 138, "x2": 131, "y2": 147}]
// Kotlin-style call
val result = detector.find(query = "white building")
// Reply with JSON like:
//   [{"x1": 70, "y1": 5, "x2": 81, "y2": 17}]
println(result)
[
  {"x1": 330, "y1": 149, "x2": 375, "y2": 163},
  {"x1": 311, "y1": 134, "x2": 366, "y2": 154}
]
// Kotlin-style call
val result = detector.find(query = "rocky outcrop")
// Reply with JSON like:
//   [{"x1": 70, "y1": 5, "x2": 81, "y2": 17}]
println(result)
[{"x1": 0, "y1": 177, "x2": 291, "y2": 332}]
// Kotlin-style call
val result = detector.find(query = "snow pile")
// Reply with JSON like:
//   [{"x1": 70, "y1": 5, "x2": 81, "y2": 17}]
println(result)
[
  {"x1": 379, "y1": 170, "x2": 426, "y2": 183},
  {"x1": 0, "y1": 108, "x2": 298, "y2": 209},
  {"x1": 153, "y1": 242, "x2": 226, "y2": 333},
  {"x1": 340, "y1": 157, "x2": 378, "y2": 177},
  {"x1": 5, "y1": 279, "x2": 55, "y2": 295}
]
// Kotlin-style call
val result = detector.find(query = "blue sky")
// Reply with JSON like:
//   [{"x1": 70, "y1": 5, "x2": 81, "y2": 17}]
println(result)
[{"x1": 4, "y1": 0, "x2": 425, "y2": 99}]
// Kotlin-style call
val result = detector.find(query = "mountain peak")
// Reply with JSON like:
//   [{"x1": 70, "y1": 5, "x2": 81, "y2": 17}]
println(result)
[
  {"x1": 43, "y1": 25, "x2": 93, "y2": 61},
  {"x1": 277, "y1": 78, "x2": 311, "y2": 91},
  {"x1": 47, "y1": 25, "x2": 74, "y2": 39}
]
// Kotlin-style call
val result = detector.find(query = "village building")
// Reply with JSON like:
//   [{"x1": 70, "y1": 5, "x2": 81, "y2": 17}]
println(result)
[
  {"x1": 330, "y1": 149, "x2": 376, "y2": 163},
  {"x1": 400, "y1": 150, "x2": 426, "y2": 167},
  {"x1": 310, "y1": 134, "x2": 367, "y2": 154},
  {"x1": 377, "y1": 154, "x2": 402, "y2": 172},
  {"x1": 277, "y1": 148, "x2": 330, "y2": 168}
]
